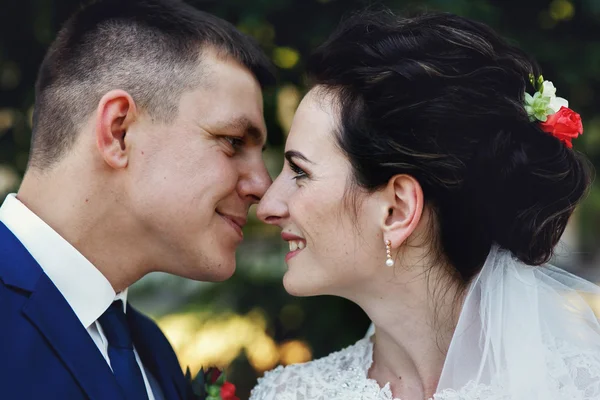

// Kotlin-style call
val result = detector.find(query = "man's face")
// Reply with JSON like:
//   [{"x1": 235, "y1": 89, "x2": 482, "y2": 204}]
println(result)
[{"x1": 125, "y1": 52, "x2": 271, "y2": 281}]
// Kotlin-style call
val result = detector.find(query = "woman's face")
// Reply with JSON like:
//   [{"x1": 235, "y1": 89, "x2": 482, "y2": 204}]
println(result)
[{"x1": 257, "y1": 89, "x2": 387, "y2": 297}]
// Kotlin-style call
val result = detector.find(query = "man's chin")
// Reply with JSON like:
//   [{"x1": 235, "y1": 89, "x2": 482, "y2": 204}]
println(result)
[
  {"x1": 187, "y1": 257, "x2": 236, "y2": 282},
  {"x1": 209, "y1": 266, "x2": 236, "y2": 282}
]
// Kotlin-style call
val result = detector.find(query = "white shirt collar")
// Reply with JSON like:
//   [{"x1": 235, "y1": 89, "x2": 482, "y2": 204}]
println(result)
[{"x1": 0, "y1": 193, "x2": 127, "y2": 327}]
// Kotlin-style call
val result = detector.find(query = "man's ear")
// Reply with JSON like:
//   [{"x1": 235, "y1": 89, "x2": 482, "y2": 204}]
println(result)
[
  {"x1": 95, "y1": 90, "x2": 138, "y2": 169},
  {"x1": 379, "y1": 174, "x2": 424, "y2": 249}
]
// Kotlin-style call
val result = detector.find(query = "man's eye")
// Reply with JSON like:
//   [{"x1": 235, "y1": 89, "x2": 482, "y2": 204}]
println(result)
[{"x1": 224, "y1": 136, "x2": 245, "y2": 150}]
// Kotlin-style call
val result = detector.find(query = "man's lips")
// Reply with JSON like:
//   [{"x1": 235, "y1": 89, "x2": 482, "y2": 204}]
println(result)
[{"x1": 217, "y1": 212, "x2": 247, "y2": 238}]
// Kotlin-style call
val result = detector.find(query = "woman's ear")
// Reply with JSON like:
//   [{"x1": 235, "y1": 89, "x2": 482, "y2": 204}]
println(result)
[{"x1": 379, "y1": 174, "x2": 424, "y2": 249}]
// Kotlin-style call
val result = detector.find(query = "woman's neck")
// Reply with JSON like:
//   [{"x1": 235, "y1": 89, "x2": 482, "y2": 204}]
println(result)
[{"x1": 353, "y1": 263, "x2": 465, "y2": 400}]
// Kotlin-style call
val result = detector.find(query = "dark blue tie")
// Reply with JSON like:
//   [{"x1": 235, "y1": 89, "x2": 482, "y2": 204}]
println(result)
[{"x1": 98, "y1": 301, "x2": 150, "y2": 400}]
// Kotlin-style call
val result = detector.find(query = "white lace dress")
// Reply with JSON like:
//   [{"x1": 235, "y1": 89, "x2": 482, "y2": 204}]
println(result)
[
  {"x1": 249, "y1": 336, "x2": 600, "y2": 400},
  {"x1": 250, "y1": 337, "x2": 398, "y2": 400}
]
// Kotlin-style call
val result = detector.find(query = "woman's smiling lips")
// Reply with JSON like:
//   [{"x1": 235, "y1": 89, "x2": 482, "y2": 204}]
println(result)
[{"x1": 282, "y1": 232, "x2": 306, "y2": 261}]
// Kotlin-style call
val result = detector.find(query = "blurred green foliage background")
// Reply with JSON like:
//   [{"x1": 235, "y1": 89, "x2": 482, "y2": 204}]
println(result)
[{"x1": 1, "y1": 0, "x2": 599, "y2": 398}]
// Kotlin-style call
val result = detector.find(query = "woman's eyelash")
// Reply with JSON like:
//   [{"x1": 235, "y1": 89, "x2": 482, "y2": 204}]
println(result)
[{"x1": 289, "y1": 161, "x2": 308, "y2": 180}]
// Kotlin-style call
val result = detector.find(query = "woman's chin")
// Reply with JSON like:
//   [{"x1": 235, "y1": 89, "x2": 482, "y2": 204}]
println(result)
[{"x1": 282, "y1": 270, "x2": 323, "y2": 297}]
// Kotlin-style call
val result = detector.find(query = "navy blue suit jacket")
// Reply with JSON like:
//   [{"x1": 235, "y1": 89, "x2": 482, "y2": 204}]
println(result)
[{"x1": 0, "y1": 222, "x2": 190, "y2": 399}]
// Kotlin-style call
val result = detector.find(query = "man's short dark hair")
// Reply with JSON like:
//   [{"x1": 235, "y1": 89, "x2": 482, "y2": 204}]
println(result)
[{"x1": 30, "y1": 0, "x2": 275, "y2": 170}]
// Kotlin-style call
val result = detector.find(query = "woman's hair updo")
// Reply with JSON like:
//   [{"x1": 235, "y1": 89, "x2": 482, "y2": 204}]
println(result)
[{"x1": 307, "y1": 10, "x2": 591, "y2": 281}]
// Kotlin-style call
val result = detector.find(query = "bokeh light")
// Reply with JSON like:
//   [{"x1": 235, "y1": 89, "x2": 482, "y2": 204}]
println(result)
[
  {"x1": 276, "y1": 84, "x2": 301, "y2": 133},
  {"x1": 272, "y1": 47, "x2": 300, "y2": 69},
  {"x1": 157, "y1": 309, "x2": 311, "y2": 376}
]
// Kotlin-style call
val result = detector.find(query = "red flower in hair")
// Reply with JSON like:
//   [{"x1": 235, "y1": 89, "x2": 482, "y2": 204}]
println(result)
[{"x1": 539, "y1": 106, "x2": 583, "y2": 149}]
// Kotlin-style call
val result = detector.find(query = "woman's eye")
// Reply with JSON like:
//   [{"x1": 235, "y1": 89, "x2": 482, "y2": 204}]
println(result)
[{"x1": 289, "y1": 161, "x2": 308, "y2": 180}]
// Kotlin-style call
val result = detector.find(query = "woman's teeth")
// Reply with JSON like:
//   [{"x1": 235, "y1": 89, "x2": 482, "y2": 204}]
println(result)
[{"x1": 289, "y1": 240, "x2": 306, "y2": 251}]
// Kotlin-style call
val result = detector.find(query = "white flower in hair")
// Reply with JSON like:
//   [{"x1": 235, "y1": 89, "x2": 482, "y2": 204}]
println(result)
[
  {"x1": 524, "y1": 76, "x2": 569, "y2": 122},
  {"x1": 540, "y1": 80, "x2": 568, "y2": 113}
]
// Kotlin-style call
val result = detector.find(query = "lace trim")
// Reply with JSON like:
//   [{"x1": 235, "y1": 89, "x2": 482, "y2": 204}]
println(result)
[
  {"x1": 250, "y1": 336, "x2": 600, "y2": 400},
  {"x1": 250, "y1": 337, "x2": 399, "y2": 400}
]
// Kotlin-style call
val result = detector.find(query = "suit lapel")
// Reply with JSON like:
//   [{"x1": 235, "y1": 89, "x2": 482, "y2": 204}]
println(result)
[
  {"x1": 23, "y1": 272, "x2": 126, "y2": 400},
  {"x1": 128, "y1": 308, "x2": 187, "y2": 400},
  {"x1": 0, "y1": 222, "x2": 42, "y2": 291},
  {"x1": 0, "y1": 222, "x2": 124, "y2": 400}
]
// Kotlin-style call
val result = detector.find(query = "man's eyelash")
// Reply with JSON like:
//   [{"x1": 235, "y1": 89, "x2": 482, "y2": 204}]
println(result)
[{"x1": 224, "y1": 136, "x2": 245, "y2": 149}]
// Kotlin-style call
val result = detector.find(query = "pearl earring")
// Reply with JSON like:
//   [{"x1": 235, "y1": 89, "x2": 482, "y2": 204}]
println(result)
[{"x1": 385, "y1": 240, "x2": 394, "y2": 267}]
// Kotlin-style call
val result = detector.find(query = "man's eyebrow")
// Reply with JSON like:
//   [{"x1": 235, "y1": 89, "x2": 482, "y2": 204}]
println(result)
[{"x1": 215, "y1": 116, "x2": 267, "y2": 148}]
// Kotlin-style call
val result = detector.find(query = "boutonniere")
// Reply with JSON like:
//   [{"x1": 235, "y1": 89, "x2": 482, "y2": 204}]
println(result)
[{"x1": 186, "y1": 366, "x2": 239, "y2": 400}]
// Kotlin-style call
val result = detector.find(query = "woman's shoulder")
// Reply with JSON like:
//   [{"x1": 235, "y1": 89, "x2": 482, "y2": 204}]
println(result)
[{"x1": 249, "y1": 337, "x2": 374, "y2": 400}]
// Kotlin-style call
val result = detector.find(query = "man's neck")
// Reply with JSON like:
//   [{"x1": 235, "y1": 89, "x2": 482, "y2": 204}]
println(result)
[{"x1": 18, "y1": 171, "x2": 149, "y2": 292}]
